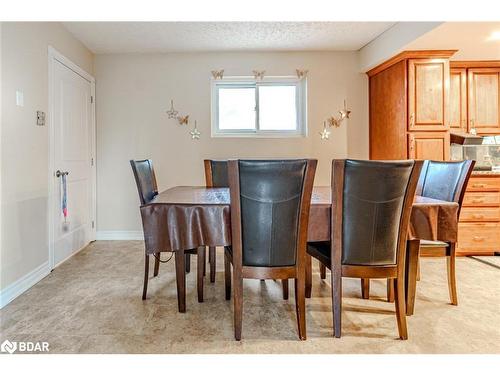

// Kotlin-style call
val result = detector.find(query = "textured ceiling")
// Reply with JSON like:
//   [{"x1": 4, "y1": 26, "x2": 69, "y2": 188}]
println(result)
[{"x1": 63, "y1": 22, "x2": 395, "y2": 54}]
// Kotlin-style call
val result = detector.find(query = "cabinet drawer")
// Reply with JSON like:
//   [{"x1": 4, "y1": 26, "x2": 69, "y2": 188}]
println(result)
[
  {"x1": 467, "y1": 177, "x2": 500, "y2": 191},
  {"x1": 458, "y1": 223, "x2": 500, "y2": 251},
  {"x1": 460, "y1": 207, "x2": 500, "y2": 222},
  {"x1": 462, "y1": 191, "x2": 500, "y2": 207}
]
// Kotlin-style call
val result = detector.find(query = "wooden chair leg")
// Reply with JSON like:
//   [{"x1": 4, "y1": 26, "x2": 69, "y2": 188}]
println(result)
[
  {"x1": 320, "y1": 263, "x2": 326, "y2": 279},
  {"x1": 203, "y1": 248, "x2": 206, "y2": 276},
  {"x1": 224, "y1": 249, "x2": 231, "y2": 300},
  {"x1": 197, "y1": 247, "x2": 205, "y2": 303},
  {"x1": 394, "y1": 277, "x2": 408, "y2": 340},
  {"x1": 175, "y1": 251, "x2": 186, "y2": 313},
  {"x1": 142, "y1": 254, "x2": 150, "y2": 300},
  {"x1": 361, "y1": 278, "x2": 370, "y2": 299},
  {"x1": 209, "y1": 246, "x2": 216, "y2": 283},
  {"x1": 332, "y1": 268, "x2": 342, "y2": 338},
  {"x1": 387, "y1": 278, "x2": 395, "y2": 302},
  {"x1": 305, "y1": 254, "x2": 312, "y2": 298},
  {"x1": 153, "y1": 252, "x2": 160, "y2": 277},
  {"x1": 447, "y1": 242, "x2": 458, "y2": 306},
  {"x1": 294, "y1": 277, "x2": 307, "y2": 340},
  {"x1": 185, "y1": 253, "x2": 191, "y2": 273},
  {"x1": 405, "y1": 239, "x2": 420, "y2": 316},
  {"x1": 282, "y1": 279, "x2": 289, "y2": 300},
  {"x1": 416, "y1": 257, "x2": 421, "y2": 281},
  {"x1": 233, "y1": 270, "x2": 243, "y2": 341}
]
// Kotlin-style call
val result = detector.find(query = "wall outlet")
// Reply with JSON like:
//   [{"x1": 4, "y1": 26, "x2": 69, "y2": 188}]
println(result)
[
  {"x1": 16, "y1": 91, "x2": 24, "y2": 107},
  {"x1": 37, "y1": 111, "x2": 46, "y2": 126}
]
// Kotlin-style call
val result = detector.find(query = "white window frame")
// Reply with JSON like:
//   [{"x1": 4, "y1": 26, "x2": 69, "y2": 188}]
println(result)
[{"x1": 211, "y1": 76, "x2": 307, "y2": 138}]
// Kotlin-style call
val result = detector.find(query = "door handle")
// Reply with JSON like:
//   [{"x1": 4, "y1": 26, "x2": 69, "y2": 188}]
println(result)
[{"x1": 55, "y1": 170, "x2": 69, "y2": 178}]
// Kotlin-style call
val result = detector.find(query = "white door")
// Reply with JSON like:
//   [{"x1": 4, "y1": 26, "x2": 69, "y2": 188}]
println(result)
[{"x1": 51, "y1": 57, "x2": 95, "y2": 266}]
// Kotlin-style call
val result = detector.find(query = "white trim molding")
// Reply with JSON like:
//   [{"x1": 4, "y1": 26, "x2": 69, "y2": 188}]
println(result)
[
  {"x1": 96, "y1": 231, "x2": 144, "y2": 240},
  {"x1": 0, "y1": 262, "x2": 51, "y2": 309}
]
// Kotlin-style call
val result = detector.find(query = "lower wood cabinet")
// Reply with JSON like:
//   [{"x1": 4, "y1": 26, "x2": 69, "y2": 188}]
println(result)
[
  {"x1": 408, "y1": 132, "x2": 450, "y2": 160},
  {"x1": 457, "y1": 174, "x2": 500, "y2": 255}
]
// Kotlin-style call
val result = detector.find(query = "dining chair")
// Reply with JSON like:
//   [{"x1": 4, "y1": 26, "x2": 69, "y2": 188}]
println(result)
[
  {"x1": 130, "y1": 159, "x2": 204, "y2": 304},
  {"x1": 391, "y1": 159, "x2": 475, "y2": 313},
  {"x1": 225, "y1": 159, "x2": 317, "y2": 341},
  {"x1": 307, "y1": 159, "x2": 422, "y2": 339},
  {"x1": 204, "y1": 159, "x2": 229, "y2": 283}
]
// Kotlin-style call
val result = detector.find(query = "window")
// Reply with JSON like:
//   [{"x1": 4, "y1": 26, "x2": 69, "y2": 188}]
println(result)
[{"x1": 211, "y1": 77, "x2": 307, "y2": 137}]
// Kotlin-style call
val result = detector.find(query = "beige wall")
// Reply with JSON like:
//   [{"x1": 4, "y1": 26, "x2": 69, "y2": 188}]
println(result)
[
  {"x1": 0, "y1": 22, "x2": 94, "y2": 294},
  {"x1": 404, "y1": 22, "x2": 500, "y2": 61},
  {"x1": 95, "y1": 51, "x2": 368, "y2": 233}
]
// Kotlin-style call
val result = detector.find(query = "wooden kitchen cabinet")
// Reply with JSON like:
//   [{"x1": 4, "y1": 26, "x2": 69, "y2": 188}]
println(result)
[
  {"x1": 457, "y1": 174, "x2": 500, "y2": 255},
  {"x1": 468, "y1": 68, "x2": 500, "y2": 134},
  {"x1": 449, "y1": 68, "x2": 468, "y2": 132},
  {"x1": 368, "y1": 51, "x2": 456, "y2": 160},
  {"x1": 408, "y1": 58, "x2": 450, "y2": 132},
  {"x1": 408, "y1": 132, "x2": 450, "y2": 160}
]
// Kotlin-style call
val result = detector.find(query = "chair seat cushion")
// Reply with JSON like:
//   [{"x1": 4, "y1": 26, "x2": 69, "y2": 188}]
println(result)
[{"x1": 307, "y1": 241, "x2": 331, "y2": 267}]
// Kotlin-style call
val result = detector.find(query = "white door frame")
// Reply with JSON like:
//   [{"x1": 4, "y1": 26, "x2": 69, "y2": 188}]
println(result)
[{"x1": 47, "y1": 46, "x2": 96, "y2": 270}]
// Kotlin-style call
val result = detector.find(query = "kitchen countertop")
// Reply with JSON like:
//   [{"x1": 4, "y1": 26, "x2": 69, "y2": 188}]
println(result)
[{"x1": 471, "y1": 170, "x2": 500, "y2": 176}]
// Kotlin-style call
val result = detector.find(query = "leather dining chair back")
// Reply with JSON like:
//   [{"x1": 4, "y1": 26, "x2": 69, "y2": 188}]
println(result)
[
  {"x1": 236, "y1": 159, "x2": 309, "y2": 267},
  {"x1": 226, "y1": 159, "x2": 317, "y2": 340},
  {"x1": 417, "y1": 160, "x2": 475, "y2": 208},
  {"x1": 130, "y1": 159, "x2": 158, "y2": 205},
  {"x1": 342, "y1": 160, "x2": 416, "y2": 266},
  {"x1": 204, "y1": 159, "x2": 229, "y2": 188}
]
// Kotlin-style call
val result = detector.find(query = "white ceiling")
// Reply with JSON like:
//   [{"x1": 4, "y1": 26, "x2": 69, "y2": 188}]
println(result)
[
  {"x1": 63, "y1": 22, "x2": 395, "y2": 54},
  {"x1": 404, "y1": 22, "x2": 500, "y2": 60}
]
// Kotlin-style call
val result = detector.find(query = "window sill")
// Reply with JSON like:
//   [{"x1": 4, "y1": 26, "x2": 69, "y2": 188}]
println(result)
[{"x1": 211, "y1": 132, "x2": 307, "y2": 139}]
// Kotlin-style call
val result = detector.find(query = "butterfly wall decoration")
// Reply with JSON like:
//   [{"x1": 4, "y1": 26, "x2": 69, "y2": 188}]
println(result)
[
  {"x1": 211, "y1": 70, "x2": 224, "y2": 80},
  {"x1": 253, "y1": 70, "x2": 266, "y2": 80}
]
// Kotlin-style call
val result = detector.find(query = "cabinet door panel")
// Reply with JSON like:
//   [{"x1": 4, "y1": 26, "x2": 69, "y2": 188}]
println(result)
[
  {"x1": 458, "y1": 223, "x2": 500, "y2": 254},
  {"x1": 449, "y1": 68, "x2": 467, "y2": 131},
  {"x1": 468, "y1": 68, "x2": 500, "y2": 134},
  {"x1": 408, "y1": 59, "x2": 450, "y2": 131},
  {"x1": 408, "y1": 132, "x2": 450, "y2": 160}
]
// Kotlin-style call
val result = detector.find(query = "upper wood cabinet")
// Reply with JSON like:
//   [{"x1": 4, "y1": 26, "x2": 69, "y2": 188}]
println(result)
[
  {"x1": 369, "y1": 60, "x2": 408, "y2": 160},
  {"x1": 408, "y1": 58, "x2": 450, "y2": 131},
  {"x1": 368, "y1": 50, "x2": 456, "y2": 161},
  {"x1": 449, "y1": 68, "x2": 467, "y2": 132},
  {"x1": 468, "y1": 68, "x2": 500, "y2": 134}
]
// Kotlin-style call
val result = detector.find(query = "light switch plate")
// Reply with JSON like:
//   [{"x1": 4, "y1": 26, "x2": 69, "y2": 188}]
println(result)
[
  {"x1": 16, "y1": 91, "x2": 24, "y2": 107},
  {"x1": 37, "y1": 111, "x2": 46, "y2": 126}
]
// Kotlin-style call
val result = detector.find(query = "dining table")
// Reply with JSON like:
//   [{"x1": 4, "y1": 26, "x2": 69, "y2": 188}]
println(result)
[{"x1": 140, "y1": 186, "x2": 459, "y2": 313}]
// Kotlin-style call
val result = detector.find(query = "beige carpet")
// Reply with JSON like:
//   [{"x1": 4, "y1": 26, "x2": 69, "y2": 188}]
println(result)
[{"x1": 1, "y1": 241, "x2": 499, "y2": 354}]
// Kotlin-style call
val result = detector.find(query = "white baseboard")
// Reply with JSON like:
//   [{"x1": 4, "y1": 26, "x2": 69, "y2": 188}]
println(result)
[
  {"x1": 0, "y1": 261, "x2": 51, "y2": 309},
  {"x1": 96, "y1": 231, "x2": 144, "y2": 240}
]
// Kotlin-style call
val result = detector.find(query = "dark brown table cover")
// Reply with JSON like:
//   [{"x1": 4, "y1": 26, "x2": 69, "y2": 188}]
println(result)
[
  {"x1": 140, "y1": 186, "x2": 458, "y2": 254},
  {"x1": 409, "y1": 195, "x2": 459, "y2": 243}
]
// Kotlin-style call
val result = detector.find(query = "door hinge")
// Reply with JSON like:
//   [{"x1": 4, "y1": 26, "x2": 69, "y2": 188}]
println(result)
[
  {"x1": 92, "y1": 220, "x2": 95, "y2": 229},
  {"x1": 91, "y1": 96, "x2": 94, "y2": 104},
  {"x1": 91, "y1": 157, "x2": 94, "y2": 166}
]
